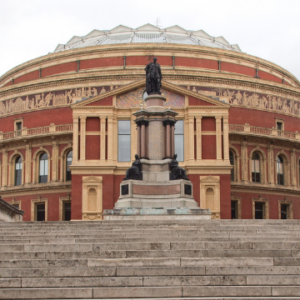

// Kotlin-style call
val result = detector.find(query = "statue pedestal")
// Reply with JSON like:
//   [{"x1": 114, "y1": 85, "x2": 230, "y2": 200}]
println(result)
[{"x1": 103, "y1": 94, "x2": 211, "y2": 220}]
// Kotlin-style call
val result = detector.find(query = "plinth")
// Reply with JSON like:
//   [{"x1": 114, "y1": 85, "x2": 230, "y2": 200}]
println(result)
[{"x1": 103, "y1": 94, "x2": 211, "y2": 220}]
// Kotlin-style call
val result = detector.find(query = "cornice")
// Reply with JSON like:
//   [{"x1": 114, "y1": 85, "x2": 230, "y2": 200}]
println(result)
[
  {"x1": 1, "y1": 43, "x2": 298, "y2": 86},
  {"x1": 1, "y1": 69, "x2": 299, "y2": 101}
]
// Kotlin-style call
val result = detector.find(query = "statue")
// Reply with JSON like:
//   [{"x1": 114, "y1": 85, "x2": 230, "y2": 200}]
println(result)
[
  {"x1": 145, "y1": 57, "x2": 162, "y2": 95},
  {"x1": 169, "y1": 154, "x2": 189, "y2": 180},
  {"x1": 124, "y1": 154, "x2": 143, "y2": 180}
]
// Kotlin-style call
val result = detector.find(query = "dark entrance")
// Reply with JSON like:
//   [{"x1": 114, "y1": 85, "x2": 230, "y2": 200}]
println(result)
[
  {"x1": 231, "y1": 201, "x2": 238, "y2": 219},
  {"x1": 36, "y1": 203, "x2": 45, "y2": 221},
  {"x1": 280, "y1": 204, "x2": 288, "y2": 219},
  {"x1": 64, "y1": 202, "x2": 71, "y2": 221},
  {"x1": 255, "y1": 202, "x2": 264, "y2": 219}
]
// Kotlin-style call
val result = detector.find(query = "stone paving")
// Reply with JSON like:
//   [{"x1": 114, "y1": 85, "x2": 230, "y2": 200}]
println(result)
[{"x1": 0, "y1": 219, "x2": 300, "y2": 299}]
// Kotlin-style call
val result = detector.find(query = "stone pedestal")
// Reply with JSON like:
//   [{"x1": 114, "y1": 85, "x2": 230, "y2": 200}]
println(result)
[{"x1": 103, "y1": 94, "x2": 211, "y2": 220}]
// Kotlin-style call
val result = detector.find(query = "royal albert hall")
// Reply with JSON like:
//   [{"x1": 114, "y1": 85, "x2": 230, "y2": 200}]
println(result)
[{"x1": 0, "y1": 24, "x2": 300, "y2": 221}]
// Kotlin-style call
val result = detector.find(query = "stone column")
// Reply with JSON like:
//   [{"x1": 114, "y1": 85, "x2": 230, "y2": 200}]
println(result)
[
  {"x1": 107, "y1": 117, "x2": 114, "y2": 161},
  {"x1": 73, "y1": 118, "x2": 79, "y2": 162},
  {"x1": 141, "y1": 123, "x2": 146, "y2": 158},
  {"x1": 268, "y1": 144, "x2": 274, "y2": 184},
  {"x1": 241, "y1": 141, "x2": 248, "y2": 181},
  {"x1": 80, "y1": 117, "x2": 86, "y2": 161},
  {"x1": 137, "y1": 125, "x2": 141, "y2": 157},
  {"x1": 25, "y1": 144, "x2": 32, "y2": 184},
  {"x1": 223, "y1": 116, "x2": 229, "y2": 160},
  {"x1": 189, "y1": 117, "x2": 194, "y2": 161},
  {"x1": 166, "y1": 123, "x2": 171, "y2": 158},
  {"x1": 196, "y1": 116, "x2": 202, "y2": 160},
  {"x1": 2, "y1": 149, "x2": 7, "y2": 187},
  {"x1": 100, "y1": 117, "x2": 106, "y2": 160},
  {"x1": 51, "y1": 141, "x2": 59, "y2": 182},
  {"x1": 216, "y1": 116, "x2": 222, "y2": 160}
]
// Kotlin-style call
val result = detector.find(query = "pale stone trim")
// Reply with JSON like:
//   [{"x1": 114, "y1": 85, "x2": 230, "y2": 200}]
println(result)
[
  {"x1": 274, "y1": 150, "x2": 290, "y2": 186},
  {"x1": 59, "y1": 196, "x2": 71, "y2": 221},
  {"x1": 249, "y1": 147, "x2": 267, "y2": 184},
  {"x1": 252, "y1": 196, "x2": 269, "y2": 219},
  {"x1": 215, "y1": 116, "x2": 222, "y2": 160},
  {"x1": 31, "y1": 197, "x2": 48, "y2": 221},
  {"x1": 82, "y1": 176, "x2": 103, "y2": 220},
  {"x1": 25, "y1": 145, "x2": 32, "y2": 184},
  {"x1": 60, "y1": 146, "x2": 72, "y2": 182},
  {"x1": 1, "y1": 149, "x2": 8, "y2": 187},
  {"x1": 241, "y1": 141, "x2": 248, "y2": 181},
  {"x1": 32, "y1": 147, "x2": 51, "y2": 184},
  {"x1": 223, "y1": 116, "x2": 229, "y2": 160},
  {"x1": 196, "y1": 116, "x2": 202, "y2": 160},
  {"x1": 80, "y1": 117, "x2": 86, "y2": 161},
  {"x1": 231, "y1": 195, "x2": 241, "y2": 219},
  {"x1": 51, "y1": 141, "x2": 59, "y2": 182},
  {"x1": 268, "y1": 144, "x2": 274, "y2": 184},
  {"x1": 72, "y1": 118, "x2": 79, "y2": 162},
  {"x1": 188, "y1": 116, "x2": 194, "y2": 161},
  {"x1": 8, "y1": 151, "x2": 25, "y2": 187},
  {"x1": 200, "y1": 176, "x2": 220, "y2": 219},
  {"x1": 278, "y1": 198, "x2": 293, "y2": 219},
  {"x1": 100, "y1": 117, "x2": 106, "y2": 160},
  {"x1": 229, "y1": 146, "x2": 240, "y2": 182}
]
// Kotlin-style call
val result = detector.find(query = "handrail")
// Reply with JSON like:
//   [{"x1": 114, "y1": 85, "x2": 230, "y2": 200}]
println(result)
[
  {"x1": 229, "y1": 123, "x2": 299, "y2": 141},
  {"x1": 0, "y1": 123, "x2": 73, "y2": 141}
]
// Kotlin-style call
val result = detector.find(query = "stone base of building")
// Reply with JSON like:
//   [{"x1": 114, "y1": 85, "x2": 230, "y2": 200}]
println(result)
[{"x1": 103, "y1": 207, "x2": 211, "y2": 220}]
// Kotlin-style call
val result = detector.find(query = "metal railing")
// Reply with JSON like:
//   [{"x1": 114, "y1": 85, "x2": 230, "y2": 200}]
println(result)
[{"x1": 0, "y1": 124, "x2": 73, "y2": 141}]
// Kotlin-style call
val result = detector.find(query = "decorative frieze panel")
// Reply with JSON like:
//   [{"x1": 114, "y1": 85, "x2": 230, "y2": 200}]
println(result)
[
  {"x1": 116, "y1": 87, "x2": 185, "y2": 108},
  {"x1": 183, "y1": 85, "x2": 300, "y2": 117},
  {"x1": 0, "y1": 85, "x2": 119, "y2": 117}
]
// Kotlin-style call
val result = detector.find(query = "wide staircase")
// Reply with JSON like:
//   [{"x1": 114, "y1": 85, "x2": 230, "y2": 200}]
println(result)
[{"x1": 0, "y1": 220, "x2": 300, "y2": 299}]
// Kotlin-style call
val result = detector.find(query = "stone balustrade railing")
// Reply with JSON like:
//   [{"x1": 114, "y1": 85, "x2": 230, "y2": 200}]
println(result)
[
  {"x1": 229, "y1": 123, "x2": 299, "y2": 141},
  {"x1": 0, "y1": 123, "x2": 73, "y2": 142}
]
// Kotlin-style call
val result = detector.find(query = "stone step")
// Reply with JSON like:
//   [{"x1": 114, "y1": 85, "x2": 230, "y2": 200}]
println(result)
[{"x1": 1, "y1": 286, "x2": 300, "y2": 299}]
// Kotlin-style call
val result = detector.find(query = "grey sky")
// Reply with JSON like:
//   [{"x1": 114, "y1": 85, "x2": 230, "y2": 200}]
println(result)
[{"x1": 1, "y1": 0, "x2": 300, "y2": 80}]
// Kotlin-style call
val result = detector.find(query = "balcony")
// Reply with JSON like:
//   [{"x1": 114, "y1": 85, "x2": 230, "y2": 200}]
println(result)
[
  {"x1": 229, "y1": 123, "x2": 299, "y2": 142},
  {"x1": 0, "y1": 123, "x2": 73, "y2": 143}
]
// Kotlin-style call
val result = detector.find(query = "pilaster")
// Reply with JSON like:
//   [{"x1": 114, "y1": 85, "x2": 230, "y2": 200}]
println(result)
[
  {"x1": 100, "y1": 117, "x2": 106, "y2": 160},
  {"x1": 216, "y1": 116, "x2": 222, "y2": 160},
  {"x1": 1, "y1": 149, "x2": 7, "y2": 187},
  {"x1": 188, "y1": 116, "x2": 194, "y2": 161},
  {"x1": 291, "y1": 148, "x2": 296, "y2": 186},
  {"x1": 52, "y1": 141, "x2": 59, "y2": 181},
  {"x1": 80, "y1": 117, "x2": 86, "y2": 161},
  {"x1": 268, "y1": 144, "x2": 274, "y2": 184},
  {"x1": 223, "y1": 116, "x2": 229, "y2": 160},
  {"x1": 25, "y1": 145, "x2": 32, "y2": 184},
  {"x1": 241, "y1": 140, "x2": 248, "y2": 181},
  {"x1": 73, "y1": 118, "x2": 79, "y2": 162},
  {"x1": 107, "y1": 116, "x2": 114, "y2": 162},
  {"x1": 196, "y1": 116, "x2": 202, "y2": 160}
]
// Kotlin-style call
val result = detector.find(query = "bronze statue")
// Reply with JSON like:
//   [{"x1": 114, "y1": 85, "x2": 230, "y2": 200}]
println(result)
[
  {"x1": 145, "y1": 57, "x2": 162, "y2": 95},
  {"x1": 124, "y1": 154, "x2": 143, "y2": 180},
  {"x1": 169, "y1": 154, "x2": 189, "y2": 180}
]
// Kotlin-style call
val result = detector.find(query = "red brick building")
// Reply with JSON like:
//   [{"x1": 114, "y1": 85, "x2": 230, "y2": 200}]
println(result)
[{"x1": 0, "y1": 24, "x2": 299, "y2": 221}]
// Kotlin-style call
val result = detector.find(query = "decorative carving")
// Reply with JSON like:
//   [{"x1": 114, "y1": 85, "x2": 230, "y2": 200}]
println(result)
[
  {"x1": 123, "y1": 154, "x2": 142, "y2": 180},
  {"x1": 169, "y1": 154, "x2": 189, "y2": 180}
]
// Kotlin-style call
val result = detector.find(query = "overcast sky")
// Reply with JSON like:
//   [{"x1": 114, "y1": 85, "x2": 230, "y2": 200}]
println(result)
[{"x1": 1, "y1": 0, "x2": 300, "y2": 80}]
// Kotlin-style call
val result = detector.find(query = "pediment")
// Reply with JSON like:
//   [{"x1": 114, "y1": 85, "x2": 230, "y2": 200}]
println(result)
[
  {"x1": 165, "y1": 25, "x2": 188, "y2": 34},
  {"x1": 72, "y1": 79, "x2": 230, "y2": 108},
  {"x1": 110, "y1": 25, "x2": 132, "y2": 33},
  {"x1": 200, "y1": 176, "x2": 220, "y2": 183},
  {"x1": 82, "y1": 176, "x2": 102, "y2": 183},
  {"x1": 137, "y1": 24, "x2": 160, "y2": 32}
]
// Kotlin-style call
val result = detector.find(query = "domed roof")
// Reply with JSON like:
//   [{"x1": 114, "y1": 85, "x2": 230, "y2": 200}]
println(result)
[{"x1": 54, "y1": 24, "x2": 242, "y2": 53}]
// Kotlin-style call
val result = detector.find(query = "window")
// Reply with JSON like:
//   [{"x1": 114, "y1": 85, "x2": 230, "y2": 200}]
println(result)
[
  {"x1": 36, "y1": 203, "x2": 45, "y2": 221},
  {"x1": 15, "y1": 156, "x2": 22, "y2": 186},
  {"x1": 255, "y1": 202, "x2": 264, "y2": 219},
  {"x1": 118, "y1": 120, "x2": 131, "y2": 162},
  {"x1": 276, "y1": 122, "x2": 283, "y2": 130},
  {"x1": 251, "y1": 152, "x2": 260, "y2": 183},
  {"x1": 175, "y1": 120, "x2": 184, "y2": 162},
  {"x1": 12, "y1": 204, "x2": 19, "y2": 209},
  {"x1": 66, "y1": 151, "x2": 73, "y2": 181},
  {"x1": 231, "y1": 201, "x2": 238, "y2": 219},
  {"x1": 39, "y1": 153, "x2": 48, "y2": 183},
  {"x1": 229, "y1": 150, "x2": 234, "y2": 181},
  {"x1": 277, "y1": 156, "x2": 284, "y2": 185},
  {"x1": 63, "y1": 202, "x2": 71, "y2": 221},
  {"x1": 14, "y1": 120, "x2": 23, "y2": 137}
]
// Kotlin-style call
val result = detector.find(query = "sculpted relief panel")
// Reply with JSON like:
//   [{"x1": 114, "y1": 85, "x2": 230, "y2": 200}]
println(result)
[
  {"x1": 0, "y1": 85, "x2": 118, "y2": 117},
  {"x1": 185, "y1": 86, "x2": 300, "y2": 116},
  {"x1": 116, "y1": 87, "x2": 185, "y2": 108}
]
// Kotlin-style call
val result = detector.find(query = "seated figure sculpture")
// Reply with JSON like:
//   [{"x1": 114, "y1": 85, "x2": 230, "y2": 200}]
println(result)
[
  {"x1": 169, "y1": 154, "x2": 189, "y2": 180},
  {"x1": 124, "y1": 154, "x2": 143, "y2": 180}
]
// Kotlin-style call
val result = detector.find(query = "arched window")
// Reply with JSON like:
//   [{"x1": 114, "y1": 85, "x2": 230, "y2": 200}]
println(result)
[
  {"x1": 66, "y1": 151, "x2": 73, "y2": 181},
  {"x1": 15, "y1": 156, "x2": 22, "y2": 186},
  {"x1": 277, "y1": 156, "x2": 284, "y2": 185},
  {"x1": 251, "y1": 152, "x2": 261, "y2": 183},
  {"x1": 229, "y1": 150, "x2": 234, "y2": 181},
  {"x1": 39, "y1": 153, "x2": 48, "y2": 183}
]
